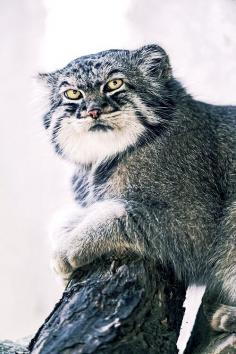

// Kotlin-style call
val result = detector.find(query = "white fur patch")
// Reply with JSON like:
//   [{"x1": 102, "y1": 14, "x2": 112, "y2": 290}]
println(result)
[
  {"x1": 50, "y1": 199, "x2": 127, "y2": 280},
  {"x1": 49, "y1": 199, "x2": 126, "y2": 249},
  {"x1": 81, "y1": 199, "x2": 126, "y2": 229},
  {"x1": 53, "y1": 110, "x2": 145, "y2": 164},
  {"x1": 49, "y1": 204, "x2": 86, "y2": 248}
]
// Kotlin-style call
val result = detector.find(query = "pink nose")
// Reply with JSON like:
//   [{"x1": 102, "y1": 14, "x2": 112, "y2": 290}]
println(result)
[{"x1": 88, "y1": 109, "x2": 101, "y2": 119}]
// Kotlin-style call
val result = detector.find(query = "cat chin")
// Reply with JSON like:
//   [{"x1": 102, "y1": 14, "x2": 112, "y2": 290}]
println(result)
[{"x1": 56, "y1": 121, "x2": 145, "y2": 165}]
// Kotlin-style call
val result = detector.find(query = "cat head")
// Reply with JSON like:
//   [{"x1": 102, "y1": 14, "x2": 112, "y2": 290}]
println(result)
[{"x1": 39, "y1": 44, "x2": 174, "y2": 165}]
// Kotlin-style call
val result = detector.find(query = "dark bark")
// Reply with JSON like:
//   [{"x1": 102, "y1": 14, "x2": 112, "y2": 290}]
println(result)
[
  {"x1": 0, "y1": 340, "x2": 29, "y2": 354},
  {"x1": 29, "y1": 258, "x2": 185, "y2": 354},
  {"x1": 27, "y1": 257, "x2": 236, "y2": 354}
]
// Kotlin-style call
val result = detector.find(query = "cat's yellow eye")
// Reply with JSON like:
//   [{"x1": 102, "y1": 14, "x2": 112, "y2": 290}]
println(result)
[
  {"x1": 106, "y1": 79, "x2": 123, "y2": 92},
  {"x1": 64, "y1": 89, "x2": 82, "y2": 100}
]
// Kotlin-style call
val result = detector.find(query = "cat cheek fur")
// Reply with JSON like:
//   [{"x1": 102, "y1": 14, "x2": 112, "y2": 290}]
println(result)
[{"x1": 53, "y1": 112, "x2": 146, "y2": 164}]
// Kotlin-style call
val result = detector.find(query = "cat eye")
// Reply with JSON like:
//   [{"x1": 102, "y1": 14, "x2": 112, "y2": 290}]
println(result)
[
  {"x1": 105, "y1": 79, "x2": 124, "y2": 92},
  {"x1": 64, "y1": 89, "x2": 83, "y2": 100}
]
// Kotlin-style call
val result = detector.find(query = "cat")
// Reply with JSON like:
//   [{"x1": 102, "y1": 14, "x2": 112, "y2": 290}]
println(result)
[{"x1": 39, "y1": 44, "x2": 236, "y2": 334}]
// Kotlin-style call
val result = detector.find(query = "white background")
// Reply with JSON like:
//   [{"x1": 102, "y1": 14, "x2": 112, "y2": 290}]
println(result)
[{"x1": 0, "y1": 0, "x2": 235, "y2": 340}]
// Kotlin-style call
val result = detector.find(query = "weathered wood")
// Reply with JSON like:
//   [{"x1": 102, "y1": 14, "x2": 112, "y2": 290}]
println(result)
[
  {"x1": 26, "y1": 257, "x2": 236, "y2": 354},
  {"x1": 29, "y1": 258, "x2": 185, "y2": 354},
  {"x1": 0, "y1": 339, "x2": 29, "y2": 354}
]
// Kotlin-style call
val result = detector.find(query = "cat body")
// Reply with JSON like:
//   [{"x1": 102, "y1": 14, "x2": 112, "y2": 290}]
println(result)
[{"x1": 40, "y1": 45, "x2": 236, "y2": 332}]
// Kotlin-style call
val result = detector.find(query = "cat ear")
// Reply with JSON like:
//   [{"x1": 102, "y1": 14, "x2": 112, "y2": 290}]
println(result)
[
  {"x1": 37, "y1": 72, "x2": 58, "y2": 86},
  {"x1": 132, "y1": 44, "x2": 172, "y2": 80}
]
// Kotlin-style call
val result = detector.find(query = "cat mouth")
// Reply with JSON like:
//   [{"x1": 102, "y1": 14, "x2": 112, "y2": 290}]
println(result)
[{"x1": 89, "y1": 123, "x2": 114, "y2": 132}]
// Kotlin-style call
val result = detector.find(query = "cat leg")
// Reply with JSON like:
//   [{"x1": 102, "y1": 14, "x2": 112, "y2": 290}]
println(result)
[
  {"x1": 49, "y1": 199, "x2": 129, "y2": 280},
  {"x1": 211, "y1": 305, "x2": 236, "y2": 332},
  {"x1": 49, "y1": 199, "x2": 156, "y2": 281},
  {"x1": 49, "y1": 204, "x2": 88, "y2": 279},
  {"x1": 209, "y1": 262, "x2": 236, "y2": 332},
  {"x1": 209, "y1": 202, "x2": 236, "y2": 332}
]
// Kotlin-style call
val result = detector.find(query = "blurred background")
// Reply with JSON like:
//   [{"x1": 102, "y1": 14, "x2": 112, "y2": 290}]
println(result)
[{"x1": 0, "y1": 0, "x2": 236, "y2": 340}]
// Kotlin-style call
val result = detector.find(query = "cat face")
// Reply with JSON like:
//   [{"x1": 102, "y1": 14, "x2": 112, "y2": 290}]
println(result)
[{"x1": 39, "y1": 44, "x2": 172, "y2": 165}]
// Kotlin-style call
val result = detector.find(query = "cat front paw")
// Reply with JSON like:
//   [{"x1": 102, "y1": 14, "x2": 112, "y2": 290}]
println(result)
[
  {"x1": 49, "y1": 199, "x2": 127, "y2": 280},
  {"x1": 211, "y1": 304, "x2": 236, "y2": 332},
  {"x1": 51, "y1": 248, "x2": 73, "y2": 280},
  {"x1": 51, "y1": 228, "x2": 114, "y2": 280},
  {"x1": 50, "y1": 236, "x2": 89, "y2": 280}
]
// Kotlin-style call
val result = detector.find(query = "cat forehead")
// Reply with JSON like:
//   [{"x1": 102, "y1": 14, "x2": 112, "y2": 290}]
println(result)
[
  {"x1": 58, "y1": 50, "x2": 130, "y2": 85},
  {"x1": 70, "y1": 49, "x2": 129, "y2": 70}
]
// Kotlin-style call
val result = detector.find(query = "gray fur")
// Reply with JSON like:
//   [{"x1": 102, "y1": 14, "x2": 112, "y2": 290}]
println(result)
[{"x1": 39, "y1": 44, "x2": 236, "y2": 331}]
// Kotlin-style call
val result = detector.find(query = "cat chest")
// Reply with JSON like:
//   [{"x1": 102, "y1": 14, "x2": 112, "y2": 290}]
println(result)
[{"x1": 72, "y1": 164, "x2": 128, "y2": 206}]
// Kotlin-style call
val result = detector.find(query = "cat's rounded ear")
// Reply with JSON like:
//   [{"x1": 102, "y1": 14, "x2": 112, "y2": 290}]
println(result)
[
  {"x1": 33, "y1": 71, "x2": 59, "y2": 127},
  {"x1": 37, "y1": 71, "x2": 58, "y2": 87},
  {"x1": 132, "y1": 44, "x2": 172, "y2": 80}
]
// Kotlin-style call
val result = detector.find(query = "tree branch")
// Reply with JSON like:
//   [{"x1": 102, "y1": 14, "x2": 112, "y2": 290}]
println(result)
[
  {"x1": 29, "y1": 258, "x2": 185, "y2": 354},
  {"x1": 4, "y1": 258, "x2": 233, "y2": 354}
]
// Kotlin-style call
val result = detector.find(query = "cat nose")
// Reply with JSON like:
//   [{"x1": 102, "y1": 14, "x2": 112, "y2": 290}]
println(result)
[{"x1": 87, "y1": 109, "x2": 101, "y2": 119}]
